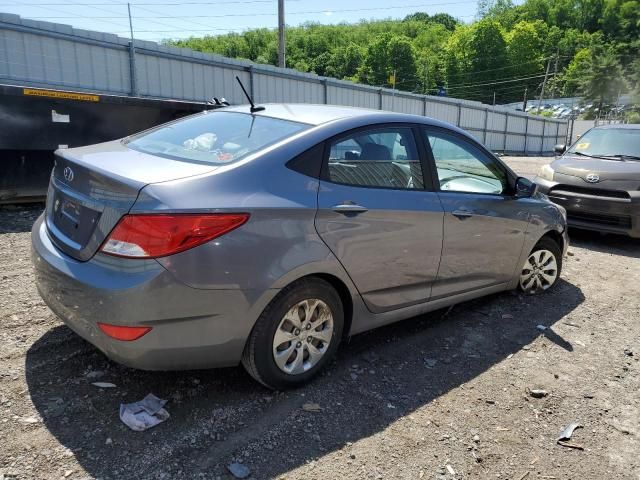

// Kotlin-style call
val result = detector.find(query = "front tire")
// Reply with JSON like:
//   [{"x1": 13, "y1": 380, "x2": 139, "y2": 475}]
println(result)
[
  {"x1": 519, "y1": 236, "x2": 562, "y2": 294},
  {"x1": 242, "y1": 278, "x2": 344, "y2": 390}
]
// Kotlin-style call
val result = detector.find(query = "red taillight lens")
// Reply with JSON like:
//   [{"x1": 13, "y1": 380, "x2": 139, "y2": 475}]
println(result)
[
  {"x1": 100, "y1": 213, "x2": 249, "y2": 259},
  {"x1": 98, "y1": 322, "x2": 152, "y2": 341}
]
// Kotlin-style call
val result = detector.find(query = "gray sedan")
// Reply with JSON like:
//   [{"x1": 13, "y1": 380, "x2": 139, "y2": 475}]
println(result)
[{"x1": 32, "y1": 104, "x2": 568, "y2": 389}]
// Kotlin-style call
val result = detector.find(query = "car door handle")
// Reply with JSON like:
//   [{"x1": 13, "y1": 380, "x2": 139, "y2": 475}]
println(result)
[
  {"x1": 332, "y1": 203, "x2": 369, "y2": 214},
  {"x1": 452, "y1": 208, "x2": 474, "y2": 219}
]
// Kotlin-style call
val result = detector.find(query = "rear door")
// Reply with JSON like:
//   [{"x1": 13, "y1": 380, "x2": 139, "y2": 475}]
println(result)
[
  {"x1": 315, "y1": 125, "x2": 444, "y2": 313},
  {"x1": 420, "y1": 127, "x2": 529, "y2": 298}
]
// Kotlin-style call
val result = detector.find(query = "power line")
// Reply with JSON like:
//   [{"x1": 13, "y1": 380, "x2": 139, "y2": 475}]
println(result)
[
  {"x1": 445, "y1": 57, "x2": 550, "y2": 79},
  {"x1": 446, "y1": 73, "x2": 547, "y2": 89},
  {"x1": 22, "y1": 1, "x2": 478, "y2": 19},
  {"x1": 129, "y1": 3, "x2": 229, "y2": 33},
  {"x1": 16, "y1": 2, "x2": 131, "y2": 30},
  {"x1": 0, "y1": 0, "x2": 305, "y2": 4},
  {"x1": 2, "y1": 0, "x2": 474, "y2": 6},
  {"x1": 454, "y1": 85, "x2": 541, "y2": 100}
]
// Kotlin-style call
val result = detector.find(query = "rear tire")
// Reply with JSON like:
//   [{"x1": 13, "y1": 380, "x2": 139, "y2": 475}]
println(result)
[
  {"x1": 242, "y1": 278, "x2": 344, "y2": 390},
  {"x1": 519, "y1": 236, "x2": 562, "y2": 294}
]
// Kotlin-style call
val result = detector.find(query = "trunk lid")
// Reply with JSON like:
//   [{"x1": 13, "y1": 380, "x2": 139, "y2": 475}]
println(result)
[{"x1": 46, "y1": 140, "x2": 218, "y2": 261}]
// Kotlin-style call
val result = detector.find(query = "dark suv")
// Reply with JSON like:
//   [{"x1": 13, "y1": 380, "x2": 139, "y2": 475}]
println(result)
[{"x1": 535, "y1": 124, "x2": 640, "y2": 238}]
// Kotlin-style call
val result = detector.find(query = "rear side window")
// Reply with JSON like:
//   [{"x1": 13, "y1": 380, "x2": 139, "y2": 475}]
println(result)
[
  {"x1": 326, "y1": 127, "x2": 424, "y2": 190},
  {"x1": 125, "y1": 111, "x2": 307, "y2": 165}
]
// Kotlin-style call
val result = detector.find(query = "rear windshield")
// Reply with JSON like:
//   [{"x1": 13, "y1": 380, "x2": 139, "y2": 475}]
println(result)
[
  {"x1": 125, "y1": 111, "x2": 308, "y2": 165},
  {"x1": 568, "y1": 128, "x2": 640, "y2": 158}
]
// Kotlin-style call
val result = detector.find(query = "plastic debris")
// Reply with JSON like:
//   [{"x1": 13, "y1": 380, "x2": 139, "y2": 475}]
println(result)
[
  {"x1": 119, "y1": 393, "x2": 169, "y2": 432},
  {"x1": 536, "y1": 324, "x2": 548, "y2": 331},
  {"x1": 302, "y1": 402, "x2": 322, "y2": 412},
  {"x1": 558, "y1": 422, "x2": 582, "y2": 441},
  {"x1": 92, "y1": 382, "x2": 116, "y2": 388},
  {"x1": 624, "y1": 348, "x2": 633, "y2": 357},
  {"x1": 557, "y1": 422, "x2": 584, "y2": 450},
  {"x1": 446, "y1": 464, "x2": 456, "y2": 475},
  {"x1": 17, "y1": 416, "x2": 40, "y2": 424},
  {"x1": 227, "y1": 463, "x2": 251, "y2": 479}
]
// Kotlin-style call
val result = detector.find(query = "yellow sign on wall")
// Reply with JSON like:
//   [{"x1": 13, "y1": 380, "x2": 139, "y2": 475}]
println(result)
[{"x1": 23, "y1": 88, "x2": 99, "y2": 102}]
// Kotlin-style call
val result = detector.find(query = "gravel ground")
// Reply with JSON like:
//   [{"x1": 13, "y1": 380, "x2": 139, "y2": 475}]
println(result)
[{"x1": 1, "y1": 157, "x2": 639, "y2": 480}]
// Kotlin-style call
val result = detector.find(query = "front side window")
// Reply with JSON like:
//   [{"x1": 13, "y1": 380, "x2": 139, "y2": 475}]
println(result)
[
  {"x1": 424, "y1": 130, "x2": 506, "y2": 195},
  {"x1": 327, "y1": 127, "x2": 424, "y2": 190},
  {"x1": 125, "y1": 111, "x2": 308, "y2": 165}
]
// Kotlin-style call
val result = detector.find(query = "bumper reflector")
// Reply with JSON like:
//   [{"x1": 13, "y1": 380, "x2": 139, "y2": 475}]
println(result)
[{"x1": 98, "y1": 322, "x2": 152, "y2": 341}]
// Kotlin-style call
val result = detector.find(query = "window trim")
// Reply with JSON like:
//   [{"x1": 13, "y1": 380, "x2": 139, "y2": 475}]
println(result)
[
  {"x1": 419, "y1": 126, "x2": 517, "y2": 197},
  {"x1": 320, "y1": 123, "x2": 434, "y2": 192}
]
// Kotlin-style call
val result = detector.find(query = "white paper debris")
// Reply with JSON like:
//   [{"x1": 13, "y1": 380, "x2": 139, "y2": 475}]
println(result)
[{"x1": 119, "y1": 393, "x2": 169, "y2": 432}]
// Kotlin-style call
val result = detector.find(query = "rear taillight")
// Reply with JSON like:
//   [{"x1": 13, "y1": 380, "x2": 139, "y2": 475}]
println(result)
[
  {"x1": 98, "y1": 322, "x2": 152, "y2": 341},
  {"x1": 100, "y1": 213, "x2": 249, "y2": 259}
]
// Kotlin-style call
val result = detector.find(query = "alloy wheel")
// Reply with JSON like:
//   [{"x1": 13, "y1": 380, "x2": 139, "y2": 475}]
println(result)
[
  {"x1": 272, "y1": 299, "x2": 334, "y2": 375},
  {"x1": 520, "y1": 249, "x2": 558, "y2": 293}
]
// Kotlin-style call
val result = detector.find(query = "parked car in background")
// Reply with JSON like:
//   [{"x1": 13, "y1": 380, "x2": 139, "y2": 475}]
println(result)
[
  {"x1": 32, "y1": 104, "x2": 568, "y2": 389},
  {"x1": 536, "y1": 124, "x2": 640, "y2": 238}
]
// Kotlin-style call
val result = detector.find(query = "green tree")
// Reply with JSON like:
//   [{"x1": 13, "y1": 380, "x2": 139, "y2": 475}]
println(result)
[
  {"x1": 581, "y1": 46, "x2": 628, "y2": 108},
  {"x1": 359, "y1": 34, "x2": 418, "y2": 89},
  {"x1": 404, "y1": 12, "x2": 459, "y2": 31},
  {"x1": 170, "y1": 1, "x2": 639, "y2": 106},
  {"x1": 562, "y1": 48, "x2": 591, "y2": 95},
  {"x1": 477, "y1": 0, "x2": 515, "y2": 18},
  {"x1": 325, "y1": 44, "x2": 363, "y2": 80}
]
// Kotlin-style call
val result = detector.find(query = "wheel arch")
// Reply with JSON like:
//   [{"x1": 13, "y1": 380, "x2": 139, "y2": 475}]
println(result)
[
  {"x1": 538, "y1": 229, "x2": 565, "y2": 252},
  {"x1": 312, "y1": 273, "x2": 354, "y2": 339}
]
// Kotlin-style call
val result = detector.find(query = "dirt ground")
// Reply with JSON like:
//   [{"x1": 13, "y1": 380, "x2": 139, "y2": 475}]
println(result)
[{"x1": 1, "y1": 156, "x2": 639, "y2": 480}]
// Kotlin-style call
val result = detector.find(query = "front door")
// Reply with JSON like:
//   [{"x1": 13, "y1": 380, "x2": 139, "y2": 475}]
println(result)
[
  {"x1": 421, "y1": 127, "x2": 530, "y2": 299},
  {"x1": 315, "y1": 125, "x2": 444, "y2": 313}
]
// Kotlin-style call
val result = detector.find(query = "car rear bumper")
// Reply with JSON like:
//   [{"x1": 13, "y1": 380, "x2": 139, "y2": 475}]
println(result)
[
  {"x1": 31, "y1": 214, "x2": 278, "y2": 370},
  {"x1": 536, "y1": 177, "x2": 640, "y2": 238}
]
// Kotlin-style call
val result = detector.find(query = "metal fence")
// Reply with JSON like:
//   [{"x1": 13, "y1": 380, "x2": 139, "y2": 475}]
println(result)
[{"x1": 0, "y1": 12, "x2": 567, "y2": 154}]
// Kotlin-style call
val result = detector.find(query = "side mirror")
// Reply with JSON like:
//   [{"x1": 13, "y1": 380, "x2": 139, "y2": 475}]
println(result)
[
  {"x1": 554, "y1": 144, "x2": 566, "y2": 155},
  {"x1": 515, "y1": 177, "x2": 538, "y2": 198}
]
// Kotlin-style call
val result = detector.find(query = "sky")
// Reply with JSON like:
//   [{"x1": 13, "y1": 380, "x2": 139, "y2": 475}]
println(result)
[{"x1": 1, "y1": 0, "x2": 484, "y2": 42}]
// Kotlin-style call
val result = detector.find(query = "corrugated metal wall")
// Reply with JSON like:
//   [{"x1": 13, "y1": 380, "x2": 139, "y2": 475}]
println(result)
[{"x1": 0, "y1": 13, "x2": 568, "y2": 153}]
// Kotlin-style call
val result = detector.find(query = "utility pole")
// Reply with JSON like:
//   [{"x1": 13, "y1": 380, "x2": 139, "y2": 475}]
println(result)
[
  {"x1": 552, "y1": 48, "x2": 559, "y2": 98},
  {"x1": 277, "y1": 0, "x2": 285, "y2": 68},
  {"x1": 127, "y1": 3, "x2": 137, "y2": 96},
  {"x1": 537, "y1": 57, "x2": 552, "y2": 114},
  {"x1": 424, "y1": 60, "x2": 429, "y2": 95},
  {"x1": 522, "y1": 86, "x2": 528, "y2": 111}
]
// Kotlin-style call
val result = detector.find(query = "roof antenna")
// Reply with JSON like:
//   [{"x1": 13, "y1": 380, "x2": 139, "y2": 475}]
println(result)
[{"x1": 235, "y1": 76, "x2": 265, "y2": 113}]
